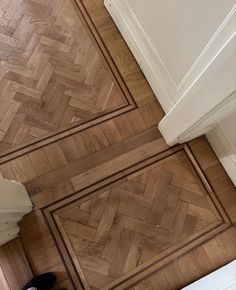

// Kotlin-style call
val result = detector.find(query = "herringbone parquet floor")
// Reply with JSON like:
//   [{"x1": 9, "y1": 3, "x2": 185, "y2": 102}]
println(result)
[
  {"x1": 55, "y1": 151, "x2": 222, "y2": 289},
  {"x1": 0, "y1": 0, "x2": 131, "y2": 153},
  {"x1": 0, "y1": 0, "x2": 235, "y2": 290}
]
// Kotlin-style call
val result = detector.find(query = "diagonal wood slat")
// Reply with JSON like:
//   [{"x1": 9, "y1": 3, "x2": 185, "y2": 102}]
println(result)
[
  {"x1": 54, "y1": 151, "x2": 226, "y2": 289},
  {"x1": 0, "y1": 1, "x2": 235, "y2": 290},
  {"x1": 0, "y1": 0, "x2": 133, "y2": 153}
]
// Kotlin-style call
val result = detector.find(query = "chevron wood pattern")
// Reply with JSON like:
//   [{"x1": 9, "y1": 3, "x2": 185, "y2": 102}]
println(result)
[
  {"x1": 45, "y1": 149, "x2": 231, "y2": 290},
  {"x1": 0, "y1": 0, "x2": 235, "y2": 290},
  {"x1": 0, "y1": 0, "x2": 134, "y2": 154},
  {"x1": 131, "y1": 226, "x2": 236, "y2": 290}
]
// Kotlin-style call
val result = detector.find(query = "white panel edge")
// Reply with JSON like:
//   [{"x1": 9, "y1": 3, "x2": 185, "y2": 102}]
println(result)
[
  {"x1": 178, "y1": 5, "x2": 236, "y2": 100},
  {"x1": 207, "y1": 125, "x2": 236, "y2": 186},
  {"x1": 104, "y1": 0, "x2": 177, "y2": 113}
]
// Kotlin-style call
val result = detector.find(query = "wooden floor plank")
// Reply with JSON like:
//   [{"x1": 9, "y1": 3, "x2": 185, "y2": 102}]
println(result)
[
  {"x1": 0, "y1": 0, "x2": 137, "y2": 157},
  {"x1": 0, "y1": 1, "x2": 235, "y2": 290},
  {"x1": 0, "y1": 239, "x2": 33, "y2": 290},
  {"x1": 42, "y1": 148, "x2": 231, "y2": 289}
]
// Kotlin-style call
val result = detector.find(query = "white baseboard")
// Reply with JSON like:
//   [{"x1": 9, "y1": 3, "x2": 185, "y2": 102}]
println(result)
[
  {"x1": 158, "y1": 37, "x2": 236, "y2": 145},
  {"x1": 105, "y1": 0, "x2": 236, "y2": 186},
  {"x1": 207, "y1": 125, "x2": 236, "y2": 186},
  {"x1": 105, "y1": 0, "x2": 236, "y2": 114},
  {"x1": 104, "y1": 0, "x2": 177, "y2": 113}
]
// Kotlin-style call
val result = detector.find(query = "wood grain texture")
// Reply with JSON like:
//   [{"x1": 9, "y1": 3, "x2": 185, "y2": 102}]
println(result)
[
  {"x1": 0, "y1": 239, "x2": 32, "y2": 290},
  {"x1": 19, "y1": 210, "x2": 75, "y2": 290},
  {"x1": 132, "y1": 227, "x2": 236, "y2": 290},
  {"x1": 132, "y1": 138, "x2": 236, "y2": 290},
  {"x1": 0, "y1": 0, "x2": 235, "y2": 289},
  {"x1": 0, "y1": 0, "x2": 136, "y2": 157},
  {"x1": 44, "y1": 148, "x2": 231, "y2": 290}
]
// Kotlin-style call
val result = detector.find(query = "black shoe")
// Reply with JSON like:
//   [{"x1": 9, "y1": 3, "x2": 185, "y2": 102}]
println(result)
[{"x1": 21, "y1": 272, "x2": 57, "y2": 290}]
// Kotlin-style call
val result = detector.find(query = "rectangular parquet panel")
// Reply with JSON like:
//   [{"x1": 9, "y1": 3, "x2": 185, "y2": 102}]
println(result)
[
  {"x1": 1, "y1": 1, "x2": 235, "y2": 289},
  {"x1": 43, "y1": 146, "x2": 232, "y2": 290},
  {"x1": 0, "y1": 0, "x2": 136, "y2": 159}
]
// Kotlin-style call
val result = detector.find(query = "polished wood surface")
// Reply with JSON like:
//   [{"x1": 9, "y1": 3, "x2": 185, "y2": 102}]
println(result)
[
  {"x1": 132, "y1": 226, "x2": 236, "y2": 290},
  {"x1": 44, "y1": 148, "x2": 231, "y2": 289},
  {"x1": 0, "y1": 239, "x2": 32, "y2": 290},
  {"x1": 0, "y1": 0, "x2": 136, "y2": 157},
  {"x1": 0, "y1": 0, "x2": 235, "y2": 289}
]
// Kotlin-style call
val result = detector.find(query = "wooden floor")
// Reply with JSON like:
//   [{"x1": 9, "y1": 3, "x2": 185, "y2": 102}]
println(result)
[
  {"x1": 0, "y1": 0, "x2": 137, "y2": 156},
  {"x1": 0, "y1": 0, "x2": 235, "y2": 290}
]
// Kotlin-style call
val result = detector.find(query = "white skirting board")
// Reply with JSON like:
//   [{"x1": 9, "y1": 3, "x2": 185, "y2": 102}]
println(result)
[
  {"x1": 104, "y1": 0, "x2": 177, "y2": 112},
  {"x1": 104, "y1": 1, "x2": 236, "y2": 115},
  {"x1": 207, "y1": 126, "x2": 236, "y2": 186},
  {"x1": 182, "y1": 260, "x2": 236, "y2": 290}
]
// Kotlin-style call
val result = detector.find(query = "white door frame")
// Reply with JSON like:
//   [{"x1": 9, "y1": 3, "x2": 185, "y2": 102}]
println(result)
[
  {"x1": 158, "y1": 30, "x2": 236, "y2": 146},
  {"x1": 158, "y1": 91, "x2": 236, "y2": 145}
]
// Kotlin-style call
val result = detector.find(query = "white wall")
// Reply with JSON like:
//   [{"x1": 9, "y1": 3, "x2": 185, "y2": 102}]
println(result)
[
  {"x1": 219, "y1": 111, "x2": 236, "y2": 148},
  {"x1": 0, "y1": 177, "x2": 33, "y2": 246},
  {"x1": 105, "y1": 0, "x2": 236, "y2": 185},
  {"x1": 128, "y1": 0, "x2": 235, "y2": 85},
  {"x1": 207, "y1": 109, "x2": 236, "y2": 186},
  {"x1": 105, "y1": 0, "x2": 235, "y2": 111}
]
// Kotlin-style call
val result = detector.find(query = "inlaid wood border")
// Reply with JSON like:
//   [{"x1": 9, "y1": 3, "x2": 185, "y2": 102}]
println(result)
[
  {"x1": 42, "y1": 145, "x2": 232, "y2": 290},
  {"x1": 0, "y1": 0, "x2": 137, "y2": 165}
]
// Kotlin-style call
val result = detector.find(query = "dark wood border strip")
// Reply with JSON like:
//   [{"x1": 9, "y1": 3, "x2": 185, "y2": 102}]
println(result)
[
  {"x1": 0, "y1": 105, "x2": 135, "y2": 164},
  {"x1": 72, "y1": 0, "x2": 136, "y2": 106},
  {"x1": 105, "y1": 222, "x2": 230, "y2": 290},
  {"x1": 185, "y1": 144, "x2": 232, "y2": 224},
  {"x1": 43, "y1": 209, "x2": 85, "y2": 290},
  {"x1": 44, "y1": 144, "x2": 183, "y2": 212},
  {"x1": 0, "y1": 0, "x2": 137, "y2": 164},
  {"x1": 42, "y1": 146, "x2": 232, "y2": 289},
  {"x1": 184, "y1": 145, "x2": 231, "y2": 224}
]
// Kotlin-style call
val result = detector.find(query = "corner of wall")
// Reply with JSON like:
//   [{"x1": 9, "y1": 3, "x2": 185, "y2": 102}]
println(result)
[
  {"x1": 104, "y1": 0, "x2": 177, "y2": 113},
  {"x1": 207, "y1": 125, "x2": 236, "y2": 186}
]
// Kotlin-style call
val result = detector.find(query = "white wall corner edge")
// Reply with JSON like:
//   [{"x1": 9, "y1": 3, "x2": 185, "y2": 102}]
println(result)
[
  {"x1": 158, "y1": 91, "x2": 236, "y2": 146},
  {"x1": 104, "y1": 0, "x2": 236, "y2": 187},
  {"x1": 177, "y1": 4, "x2": 236, "y2": 99},
  {"x1": 104, "y1": 1, "x2": 236, "y2": 116},
  {"x1": 104, "y1": 0, "x2": 177, "y2": 113},
  {"x1": 207, "y1": 125, "x2": 236, "y2": 186}
]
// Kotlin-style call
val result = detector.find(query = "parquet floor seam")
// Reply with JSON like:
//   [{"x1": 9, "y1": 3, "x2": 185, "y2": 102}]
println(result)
[{"x1": 0, "y1": 0, "x2": 235, "y2": 290}]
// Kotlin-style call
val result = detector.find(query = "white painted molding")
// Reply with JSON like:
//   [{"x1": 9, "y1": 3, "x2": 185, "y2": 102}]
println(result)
[
  {"x1": 0, "y1": 178, "x2": 33, "y2": 246},
  {"x1": 105, "y1": 0, "x2": 236, "y2": 187},
  {"x1": 174, "y1": 91, "x2": 236, "y2": 144},
  {"x1": 158, "y1": 35, "x2": 236, "y2": 145},
  {"x1": 207, "y1": 125, "x2": 236, "y2": 186},
  {"x1": 104, "y1": 0, "x2": 177, "y2": 112},
  {"x1": 0, "y1": 179, "x2": 33, "y2": 214},
  {"x1": 177, "y1": 5, "x2": 236, "y2": 99},
  {"x1": 104, "y1": 1, "x2": 236, "y2": 114},
  {"x1": 159, "y1": 91, "x2": 236, "y2": 145}
]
